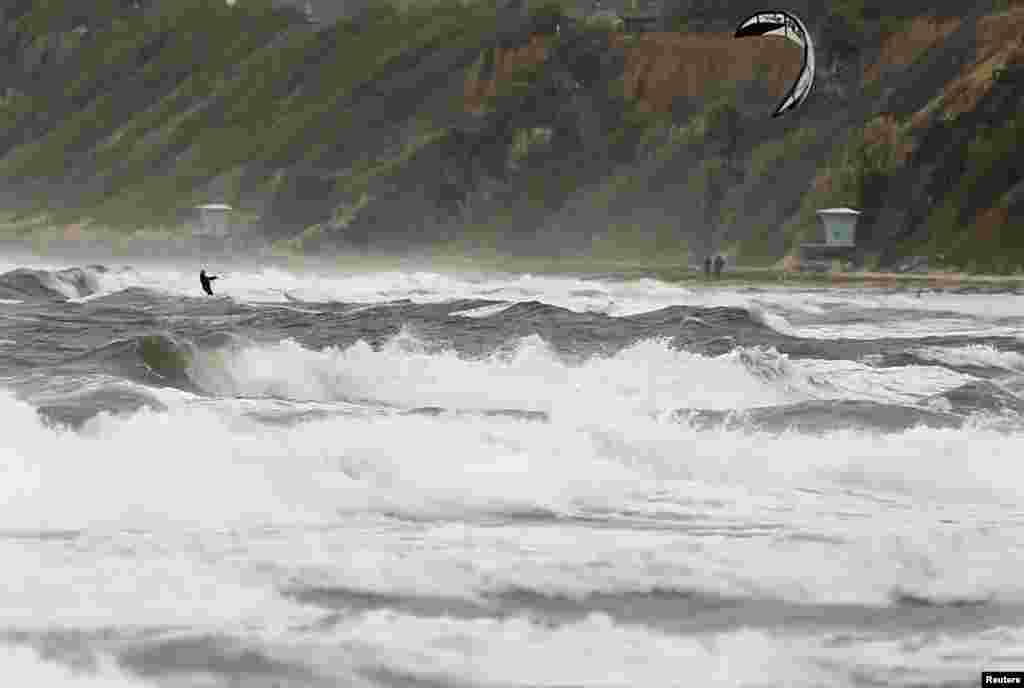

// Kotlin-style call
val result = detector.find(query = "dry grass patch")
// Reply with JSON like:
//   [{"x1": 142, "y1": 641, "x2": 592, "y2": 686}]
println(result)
[
  {"x1": 466, "y1": 31, "x2": 801, "y2": 113},
  {"x1": 464, "y1": 35, "x2": 550, "y2": 108},
  {"x1": 972, "y1": 204, "x2": 1008, "y2": 243},
  {"x1": 811, "y1": 171, "x2": 834, "y2": 195},
  {"x1": 780, "y1": 253, "x2": 800, "y2": 273},
  {"x1": 614, "y1": 33, "x2": 800, "y2": 112},
  {"x1": 863, "y1": 114, "x2": 916, "y2": 162}
]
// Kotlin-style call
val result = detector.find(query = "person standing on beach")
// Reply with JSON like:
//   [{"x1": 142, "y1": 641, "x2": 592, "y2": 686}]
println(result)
[
  {"x1": 713, "y1": 255, "x2": 725, "y2": 279},
  {"x1": 703, "y1": 256, "x2": 712, "y2": 279}
]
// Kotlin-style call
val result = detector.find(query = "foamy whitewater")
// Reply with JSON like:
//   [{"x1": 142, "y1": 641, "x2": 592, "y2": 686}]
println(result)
[{"x1": 3, "y1": 258, "x2": 1024, "y2": 687}]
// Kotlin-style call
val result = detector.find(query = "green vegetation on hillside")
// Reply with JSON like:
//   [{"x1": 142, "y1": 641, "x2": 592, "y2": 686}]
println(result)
[
  {"x1": 1, "y1": 1, "x2": 1022, "y2": 272},
  {"x1": 1, "y1": 0, "x2": 496, "y2": 227},
  {"x1": 924, "y1": 110, "x2": 1024, "y2": 273}
]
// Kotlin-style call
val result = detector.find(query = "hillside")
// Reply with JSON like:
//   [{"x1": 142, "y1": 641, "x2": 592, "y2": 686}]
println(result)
[{"x1": 1, "y1": 0, "x2": 1023, "y2": 271}]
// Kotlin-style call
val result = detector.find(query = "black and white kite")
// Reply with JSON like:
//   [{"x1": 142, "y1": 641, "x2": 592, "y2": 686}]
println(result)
[{"x1": 734, "y1": 10, "x2": 815, "y2": 117}]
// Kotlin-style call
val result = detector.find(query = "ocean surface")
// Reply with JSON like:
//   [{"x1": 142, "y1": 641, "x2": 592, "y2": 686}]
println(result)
[{"x1": 3, "y1": 257, "x2": 1024, "y2": 687}]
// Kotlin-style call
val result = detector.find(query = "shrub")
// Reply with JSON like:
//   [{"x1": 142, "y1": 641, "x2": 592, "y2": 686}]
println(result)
[{"x1": 582, "y1": 11, "x2": 623, "y2": 33}]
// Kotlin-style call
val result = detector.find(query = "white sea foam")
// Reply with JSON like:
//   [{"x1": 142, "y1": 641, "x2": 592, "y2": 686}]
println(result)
[
  {"x1": 793, "y1": 357, "x2": 971, "y2": 404},
  {"x1": 0, "y1": 531, "x2": 324, "y2": 632},
  {"x1": 309, "y1": 613, "x2": 831, "y2": 687},
  {"x1": 0, "y1": 327, "x2": 1000, "y2": 532},
  {"x1": 268, "y1": 611, "x2": 1024, "y2": 687},
  {"x1": 186, "y1": 334, "x2": 809, "y2": 413},
  {"x1": 4, "y1": 260, "x2": 1024, "y2": 685},
  {"x1": 785, "y1": 319, "x2": 1023, "y2": 340},
  {"x1": 1, "y1": 256, "x2": 1021, "y2": 314},
  {"x1": 747, "y1": 302, "x2": 798, "y2": 335},
  {"x1": 914, "y1": 344, "x2": 1024, "y2": 371},
  {"x1": 449, "y1": 302, "x2": 517, "y2": 318},
  {"x1": 3, "y1": 354, "x2": 1024, "y2": 609},
  {"x1": 0, "y1": 645, "x2": 155, "y2": 688},
  {"x1": 184, "y1": 333, "x2": 973, "y2": 416},
  {"x1": 259, "y1": 508, "x2": 1024, "y2": 609},
  {"x1": 5, "y1": 259, "x2": 1018, "y2": 341}
]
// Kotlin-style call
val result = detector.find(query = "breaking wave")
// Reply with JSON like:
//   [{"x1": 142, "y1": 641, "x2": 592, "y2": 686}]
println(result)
[
  {"x1": 676, "y1": 400, "x2": 963, "y2": 434},
  {"x1": 2, "y1": 376, "x2": 1024, "y2": 539},
  {"x1": 0, "y1": 645, "x2": 154, "y2": 688},
  {"x1": 7, "y1": 259, "x2": 1024, "y2": 688},
  {"x1": 59, "y1": 330, "x2": 978, "y2": 418},
  {"x1": 0, "y1": 266, "x2": 106, "y2": 301},
  {"x1": 914, "y1": 344, "x2": 1024, "y2": 372}
]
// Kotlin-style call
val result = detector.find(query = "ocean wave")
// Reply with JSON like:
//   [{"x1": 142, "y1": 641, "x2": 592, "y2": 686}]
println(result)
[
  {"x1": 5, "y1": 375, "x2": 1024, "y2": 531},
  {"x1": 166, "y1": 332, "x2": 811, "y2": 412},
  {"x1": 936, "y1": 380, "x2": 1024, "y2": 416},
  {"x1": 62, "y1": 332, "x2": 254, "y2": 395},
  {"x1": 269, "y1": 518, "x2": 1024, "y2": 622},
  {"x1": 788, "y1": 319, "x2": 1024, "y2": 340},
  {"x1": 0, "y1": 645, "x2": 154, "y2": 688},
  {"x1": 285, "y1": 583, "x2": 1016, "y2": 637},
  {"x1": 34, "y1": 384, "x2": 169, "y2": 430},
  {"x1": 71, "y1": 334, "x2": 203, "y2": 393},
  {"x1": 746, "y1": 302, "x2": 798, "y2": 336},
  {"x1": 448, "y1": 302, "x2": 517, "y2": 318},
  {"x1": 0, "y1": 266, "x2": 106, "y2": 302},
  {"x1": 292, "y1": 612, "x2": 829, "y2": 687},
  {"x1": 275, "y1": 608, "x2": 1024, "y2": 687},
  {"x1": 7, "y1": 259, "x2": 1024, "y2": 688},
  {"x1": 52, "y1": 328, "x2": 984, "y2": 425},
  {"x1": 1, "y1": 260, "x2": 1021, "y2": 327},
  {"x1": 6, "y1": 369, "x2": 1024, "y2": 640},
  {"x1": 914, "y1": 344, "x2": 1024, "y2": 372},
  {"x1": 673, "y1": 400, "x2": 964, "y2": 434}
]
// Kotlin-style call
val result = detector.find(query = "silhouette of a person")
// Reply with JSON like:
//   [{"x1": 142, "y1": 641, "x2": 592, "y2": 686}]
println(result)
[
  {"x1": 713, "y1": 255, "x2": 725, "y2": 279},
  {"x1": 199, "y1": 269, "x2": 218, "y2": 296},
  {"x1": 703, "y1": 256, "x2": 712, "y2": 279}
]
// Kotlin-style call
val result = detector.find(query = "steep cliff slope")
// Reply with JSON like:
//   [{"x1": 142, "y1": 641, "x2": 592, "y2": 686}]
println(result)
[{"x1": 0, "y1": 0, "x2": 1021, "y2": 270}]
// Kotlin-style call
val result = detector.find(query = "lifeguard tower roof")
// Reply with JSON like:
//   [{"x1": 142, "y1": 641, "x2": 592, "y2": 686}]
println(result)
[
  {"x1": 193, "y1": 203, "x2": 233, "y2": 239},
  {"x1": 815, "y1": 207, "x2": 860, "y2": 246}
]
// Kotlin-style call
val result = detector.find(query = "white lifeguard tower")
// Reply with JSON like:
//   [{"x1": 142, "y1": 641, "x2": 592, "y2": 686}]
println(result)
[
  {"x1": 798, "y1": 207, "x2": 861, "y2": 271},
  {"x1": 817, "y1": 207, "x2": 860, "y2": 246},
  {"x1": 194, "y1": 203, "x2": 233, "y2": 238}
]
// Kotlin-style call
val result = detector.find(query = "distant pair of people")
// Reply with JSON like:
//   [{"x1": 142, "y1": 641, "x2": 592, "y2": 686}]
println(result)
[{"x1": 703, "y1": 255, "x2": 725, "y2": 279}]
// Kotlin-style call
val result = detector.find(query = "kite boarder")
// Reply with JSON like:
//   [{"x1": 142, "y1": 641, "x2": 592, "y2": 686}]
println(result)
[{"x1": 199, "y1": 269, "x2": 218, "y2": 296}]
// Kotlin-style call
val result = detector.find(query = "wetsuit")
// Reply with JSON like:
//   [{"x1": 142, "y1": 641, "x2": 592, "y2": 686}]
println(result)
[{"x1": 199, "y1": 271, "x2": 218, "y2": 296}]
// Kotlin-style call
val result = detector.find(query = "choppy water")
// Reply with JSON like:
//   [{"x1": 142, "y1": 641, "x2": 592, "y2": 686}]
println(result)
[{"x1": 3, "y1": 257, "x2": 1024, "y2": 687}]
